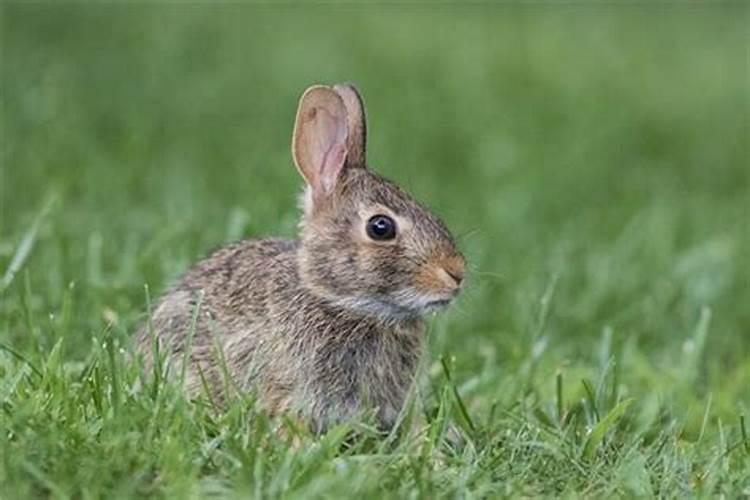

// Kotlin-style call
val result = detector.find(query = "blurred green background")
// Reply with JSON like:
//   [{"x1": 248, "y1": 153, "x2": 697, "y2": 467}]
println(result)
[{"x1": 1, "y1": 3, "x2": 749, "y2": 496}]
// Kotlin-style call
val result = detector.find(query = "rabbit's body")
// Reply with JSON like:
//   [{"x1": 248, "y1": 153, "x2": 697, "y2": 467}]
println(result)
[
  {"x1": 146, "y1": 235, "x2": 423, "y2": 432},
  {"x1": 137, "y1": 84, "x2": 464, "y2": 434}
]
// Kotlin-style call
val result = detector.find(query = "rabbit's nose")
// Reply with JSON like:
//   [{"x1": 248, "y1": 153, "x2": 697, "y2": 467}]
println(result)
[
  {"x1": 440, "y1": 256, "x2": 466, "y2": 288},
  {"x1": 445, "y1": 268, "x2": 464, "y2": 286}
]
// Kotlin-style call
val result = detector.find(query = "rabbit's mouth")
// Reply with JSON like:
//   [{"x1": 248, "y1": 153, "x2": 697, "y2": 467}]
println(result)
[
  {"x1": 405, "y1": 292, "x2": 458, "y2": 315},
  {"x1": 386, "y1": 296, "x2": 454, "y2": 319},
  {"x1": 423, "y1": 298, "x2": 452, "y2": 310},
  {"x1": 329, "y1": 292, "x2": 455, "y2": 322},
  {"x1": 388, "y1": 285, "x2": 461, "y2": 317}
]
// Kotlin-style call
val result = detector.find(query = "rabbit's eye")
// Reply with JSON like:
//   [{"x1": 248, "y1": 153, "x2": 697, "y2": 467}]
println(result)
[{"x1": 366, "y1": 214, "x2": 397, "y2": 241}]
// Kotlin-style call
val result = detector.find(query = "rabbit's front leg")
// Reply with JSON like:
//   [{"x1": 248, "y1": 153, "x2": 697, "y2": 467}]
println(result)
[{"x1": 304, "y1": 375, "x2": 365, "y2": 435}]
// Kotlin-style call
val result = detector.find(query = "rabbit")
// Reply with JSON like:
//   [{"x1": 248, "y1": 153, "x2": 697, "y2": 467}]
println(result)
[{"x1": 135, "y1": 83, "x2": 466, "y2": 435}]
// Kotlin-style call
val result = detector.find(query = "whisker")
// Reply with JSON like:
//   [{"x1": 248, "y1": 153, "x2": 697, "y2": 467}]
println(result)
[{"x1": 455, "y1": 226, "x2": 482, "y2": 242}]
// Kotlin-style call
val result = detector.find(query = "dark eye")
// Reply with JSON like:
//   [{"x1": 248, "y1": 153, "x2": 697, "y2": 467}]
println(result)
[{"x1": 366, "y1": 214, "x2": 397, "y2": 241}]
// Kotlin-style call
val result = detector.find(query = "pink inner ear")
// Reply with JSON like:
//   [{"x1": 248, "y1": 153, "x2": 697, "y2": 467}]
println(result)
[
  {"x1": 318, "y1": 142, "x2": 348, "y2": 193},
  {"x1": 293, "y1": 91, "x2": 349, "y2": 197}
]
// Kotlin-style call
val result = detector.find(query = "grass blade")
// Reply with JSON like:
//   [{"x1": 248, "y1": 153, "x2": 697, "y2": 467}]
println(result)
[
  {"x1": 556, "y1": 370, "x2": 564, "y2": 424},
  {"x1": 0, "y1": 341, "x2": 42, "y2": 379},
  {"x1": 581, "y1": 378, "x2": 599, "y2": 423},
  {"x1": 440, "y1": 356, "x2": 476, "y2": 437},
  {"x1": 1, "y1": 197, "x2": 54, "y2": 291},
  {"x1": 581, "y1": 398, "x2": 633, "y2": 460}
]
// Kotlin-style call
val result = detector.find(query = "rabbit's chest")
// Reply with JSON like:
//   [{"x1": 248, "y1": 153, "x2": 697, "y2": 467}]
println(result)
[
  {"x1": 272, "y1": 301, "x2": 426, "y2": 431},
  {"x1": 303, "y1": 321, "x2": 424, "y2": 425},
  {"x1": 312, "y1": 321, "x2": 423, "y2": 377}
]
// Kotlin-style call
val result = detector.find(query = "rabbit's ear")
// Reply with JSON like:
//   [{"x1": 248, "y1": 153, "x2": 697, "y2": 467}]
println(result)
[
  {"x1": 292, "y1": 86, "x2": 349, "y2": 197},
  {"x1": 333, "y1": 83, "x2": 367, "y2": 168}
]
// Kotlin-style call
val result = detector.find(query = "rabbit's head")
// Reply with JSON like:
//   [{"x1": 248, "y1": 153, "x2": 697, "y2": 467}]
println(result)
[{"x1": 292, "y1": 83, "x2": 465, "y2": 321}]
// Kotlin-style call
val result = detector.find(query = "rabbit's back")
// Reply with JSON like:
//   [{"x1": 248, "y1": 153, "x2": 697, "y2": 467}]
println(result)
[{"x1": 136, "y1": 238, "x2": 300, "y2": 395}]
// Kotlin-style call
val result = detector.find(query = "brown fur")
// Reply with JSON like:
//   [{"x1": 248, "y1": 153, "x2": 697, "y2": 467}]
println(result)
[{"x1": 135, "y1": 83, "x2": 465, "y2": 434}]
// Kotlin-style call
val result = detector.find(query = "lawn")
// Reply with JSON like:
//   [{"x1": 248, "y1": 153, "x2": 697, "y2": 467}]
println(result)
[{"x1": 1, "y1": 3, "x2": 749, "y2": 498}]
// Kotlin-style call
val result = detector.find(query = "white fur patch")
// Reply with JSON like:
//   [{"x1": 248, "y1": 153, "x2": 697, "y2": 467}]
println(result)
[
  {"x1": 331, "y1": 288, "x2": 452, "y2": 323},
  {"x1": 298, "y1": 186, "x2": 314, "y2": 217}
]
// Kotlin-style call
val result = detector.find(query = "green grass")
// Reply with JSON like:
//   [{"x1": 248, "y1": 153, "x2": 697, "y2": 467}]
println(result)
[{"x1": 2, "y1": 3, "x2": 749, "y2": 498}]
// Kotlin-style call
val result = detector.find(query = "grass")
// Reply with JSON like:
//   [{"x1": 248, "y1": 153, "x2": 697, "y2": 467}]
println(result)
[{"x1": 1, "y1": 3, "x2": 749, "y2": 498}]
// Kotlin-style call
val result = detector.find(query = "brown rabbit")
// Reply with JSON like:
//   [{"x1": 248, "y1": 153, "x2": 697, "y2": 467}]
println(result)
[{"x1": 136, "y1": 83, "x2": 465, "y2": 434}]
